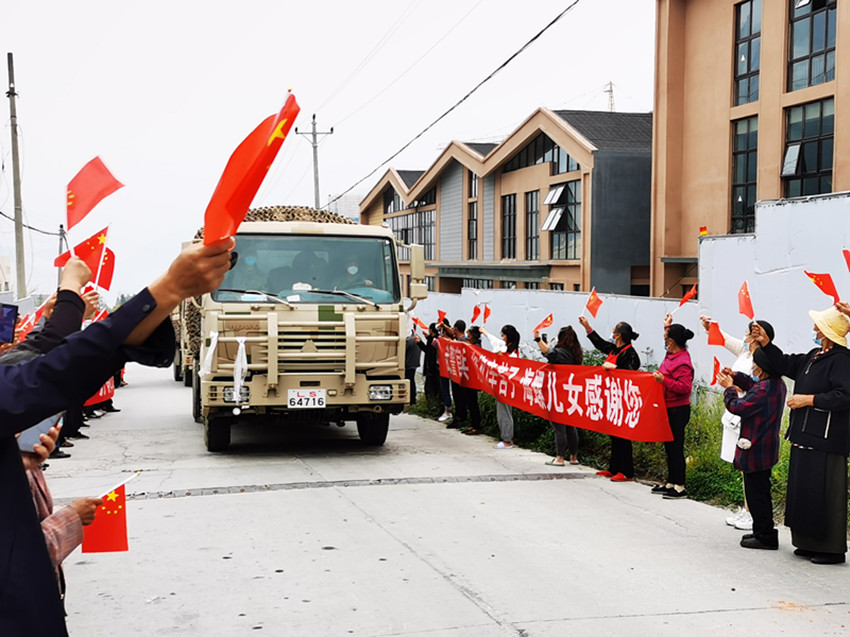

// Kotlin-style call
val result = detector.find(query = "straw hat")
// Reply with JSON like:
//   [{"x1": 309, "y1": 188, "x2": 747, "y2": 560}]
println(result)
[{"x1": 808, "y1": 306, "x2": 850, "y2": 347}]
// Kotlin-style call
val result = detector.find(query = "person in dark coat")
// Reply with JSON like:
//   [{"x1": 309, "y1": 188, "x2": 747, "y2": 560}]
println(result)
[
  {"x1": 417, "y1": 323, "x2": 441, "y2": 401},
  {"x1": 718, "y1": 345, "x2": 786, "y2": 550},
  {"x1": 578, "y1": 316, "x2": 641, "y2": 481},
  {"x1": 755, "y1": 305, "x2": 850, "y2": 564},
  {"x1": 0, "y1": 238, "x2": 233, "y2": 636},
  {"x1": 405, "y1": 329, "x2": 422, "y2": 405},
  {"x1": 535, "y1": 325, "x2": 583, "y2": 465}
]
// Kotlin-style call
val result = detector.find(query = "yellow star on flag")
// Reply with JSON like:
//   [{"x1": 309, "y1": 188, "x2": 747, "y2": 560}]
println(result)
[{"x1": 267, "y1": 118, "x2": 289, "y2": 146}]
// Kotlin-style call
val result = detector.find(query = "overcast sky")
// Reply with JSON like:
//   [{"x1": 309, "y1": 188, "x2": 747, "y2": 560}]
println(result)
[{"x1": 0, "y1": 0, "x2": 655, "y2": 302}]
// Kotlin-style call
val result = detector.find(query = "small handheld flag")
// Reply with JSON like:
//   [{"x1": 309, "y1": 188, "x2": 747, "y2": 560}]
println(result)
[
  {"x1": 483, "y1": 304, "x2": 491, "y2": 324},
  {"x1": 738, "y1": 281, "x2": 754, "y2": 320},
  {"x1": 82, "y1": 484, "x2": 128, "y2": 553},
  {"x1": 711, "y1": 357, "x2": 721, "y2": 385},
  {"x1": 699, "y1": 226, "x2": 708, "y2": 236},
  {"x1": 437, "y1": 310, "x2": 447, "y2": 324},
  {"x1": 707, "y1": 322, "x2": 726, "y2": 346},
  {"x1": 804, "y1": 270, "x2": 840, "y2": 304},
  {"x1": 678, "y1": 283, "x2": 697, "y2": 307},
  {"x1": 470, "y1": 306, "x2": 481, "y2": 324},
  {"x1": 54, "y1": 227, "x2": 109, "y2": 275},
  {"x1": 585, "y1": 288, "x2": 603, "y2": 318},
  {"x1": 66, "y1": 157, "x2": 123, "y2": 231},
  {"x1": 534, "y1": 314, "x2": 553, "y2": 333}
]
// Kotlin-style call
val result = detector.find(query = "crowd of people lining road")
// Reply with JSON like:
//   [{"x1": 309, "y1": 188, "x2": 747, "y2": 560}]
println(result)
[{"x1": 410, "y1": 302, "x2": 850, "y2": 566}]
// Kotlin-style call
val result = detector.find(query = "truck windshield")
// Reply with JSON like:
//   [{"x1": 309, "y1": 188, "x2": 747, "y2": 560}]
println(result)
[{"x1": 212, "y1": 234, "x2": 401, "y2": 304}]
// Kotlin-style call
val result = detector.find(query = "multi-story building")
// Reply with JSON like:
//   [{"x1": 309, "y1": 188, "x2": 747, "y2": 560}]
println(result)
[
  {"x1": 360, "y1": 108, "x2": 653, "y2": 296},
  {"x1": 653, "y1": 0, "x2": 844, "y2": 297}
]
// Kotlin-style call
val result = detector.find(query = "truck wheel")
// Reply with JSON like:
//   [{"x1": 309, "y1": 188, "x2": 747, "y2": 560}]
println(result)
[
  {"x1": 173, "y1": 347, "x2": 183, "y2": 382},
  {"x1": 356, "y1": 413, "x2": 390, "y2": 446},
  {"x1": 204, "y1": 415, "x2": 231, "y2": 452},
  {"x1": 192, "y1": 361, "x2": 202, "y2": 424}
]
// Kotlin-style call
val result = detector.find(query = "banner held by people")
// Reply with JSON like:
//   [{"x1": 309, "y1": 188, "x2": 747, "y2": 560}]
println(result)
[{"x1": 438, "y1": 340, "x2": 672, "y2": 442}]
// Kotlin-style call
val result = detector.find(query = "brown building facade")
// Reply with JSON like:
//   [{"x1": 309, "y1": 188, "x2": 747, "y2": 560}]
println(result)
[{"x1": 653, "y1": 0, "x2": 844, "y2": 297}]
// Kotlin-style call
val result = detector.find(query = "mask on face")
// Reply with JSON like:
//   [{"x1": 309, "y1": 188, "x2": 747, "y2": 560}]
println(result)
[
  {"x1": 812, "y1": 331, "x2": 823, "y2": 347},
  {"x1": 347, "y1": 265, "x2": 358, "y2": 275},
  {"x1": 244, "y1": 256, "x2": 257, "y2": 267}
]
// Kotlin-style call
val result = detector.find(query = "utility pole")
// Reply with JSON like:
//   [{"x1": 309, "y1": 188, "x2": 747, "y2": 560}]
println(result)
[
  {"x1": 295, "y1": 114, "x2": 333, "y2": 209},
  {"x1": 605, "y1": 80, "x2": 615, "y2": 112},
  {"x1": 6, "y1": 53, "x2": 25, "y2": 298}
]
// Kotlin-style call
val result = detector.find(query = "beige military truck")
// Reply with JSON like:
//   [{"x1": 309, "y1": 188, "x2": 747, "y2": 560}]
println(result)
[{"x1": 182, "y1": 206, "x2": 426, "y2": 451}]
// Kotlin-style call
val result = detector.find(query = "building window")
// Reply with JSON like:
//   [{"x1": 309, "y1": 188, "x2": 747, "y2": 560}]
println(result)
[
  {"x1": 418, "y1": 187, "x2": 436, "y2": 206},
  {"x1": 389, "y1": 210, "x2": 436, "y2": 260},
  {"x1": 501, "y1": 194, "x2": 517, "y2": 259},
  {"x1": 383, "y1": 187, "x2": 401, "y2": 215},
  {"x1": 425, "y1": 276, "x2": 436, "y2": 292},
  {"x1": 469, "y1": 172, "x2": 478, "y2": 198},
  {"x1": 734, "y1": 0, "x2": 761, "y2": 105},
  {"x1": 788, "y1": 0, "x2": 836, "y2": 92},
  {"x1": 503, "y1": 133, "x2": 580, "y2": 175},
  {"x1": 525, "y1": 190, "x2": 539, "y2": 260},
  {"x1": 467, "y1": 202, "x2": 478, "y2": 260},
  {"x1": 462, "y1": 278, "x2": 494, "y2": 289},
  {"x1": 731, "y1": 116, "x2": 758, "y2": 233},
  {"x1": 782, "y1": 97, "x2": 833, "y2": 197},
  {"x1": 501, "y1": 280, "x2": 517, "y2": 289},
  {"x1": 526, "y1": 282, "x2": 540, "y2": 290},
  {"x1": 549, "y1": 283, "x2": 564, "y2": 291},
  {"x1": 544, "y1": 180, "x2": 581, "y2": 260}
]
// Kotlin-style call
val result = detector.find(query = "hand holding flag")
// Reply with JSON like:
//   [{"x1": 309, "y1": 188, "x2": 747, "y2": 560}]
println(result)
[
  {"x1": 82, "y1": 484, "x2": 128, "y2": 553},
  {"x1": 204, "y1": 93, "x2": 300, "y2": 244},
  {"x1": 54, "y1": 227, "x2": 109, "y2": 276}
]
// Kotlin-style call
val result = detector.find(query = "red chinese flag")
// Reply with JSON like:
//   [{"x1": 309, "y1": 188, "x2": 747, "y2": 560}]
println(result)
[
  {"x1": 66, "y1": 157, "x2": 124, "y2": 231},
  {"x1": 437, "y1": 310, "x2": 447, "y2": 324},
  {"x1": 843, "y1": 249, "x2": 850, "y2": 273},
  {"x1": 679, "y1": 283, "x2": 697, "y2": 307},
  {"x1": 82, "y1": 484, "x2": 128, "y2": 553},
  {"x1": 203, "y1": 94, "x2": 300, "y2": 244},
  {"x1": 804, "y1": 270, "x2": 840, "y2": 304},
  {"x1": 54, "y1": 227, "x2": 109, "y2": 275},
  {"x1": 91, "y1": 309, "x2": 109, "y2": 322},
  {"x1": 96, "y1": 248, "x2": 116, "y2": 291},
  {"x1": 711, "y1": 357, "x2": 721, "y2": 385},
  {"x1": 483, "y1": 304, "x2": 491, "y2": 324},
  {"x1": 412, "y1": 317, "x2": 428, "y2": 331},
  {"x1": 738, "y1": 281, "x2": 754, "y2": 320},
  {"x1": 534, "y1": 313, "x2": 554, "y2": 332},
  {"x1": 707, "y1": 322, "x2": 726, "y2": 346},
  {"x1": 699, "y1": 226, "x2": 708, "y2": 236},
  {"x1": 470, "y1": 306, "x2": 481, "y2": 324},
  {"x1": 585, "y1": 288, "x2": 603, "y2": 318}
]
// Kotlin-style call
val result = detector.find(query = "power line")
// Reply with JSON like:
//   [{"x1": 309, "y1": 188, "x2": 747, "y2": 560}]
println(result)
[
  {"x1": 327, "y1": 0, "x2": 584, "y2": 206},
  {"x1": 0, "y1": 209, "x2": 60, "y2": 236}
]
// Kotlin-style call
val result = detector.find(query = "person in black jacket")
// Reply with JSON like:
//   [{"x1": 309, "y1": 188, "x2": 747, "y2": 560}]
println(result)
[
  {"x1": 415, "y1": 323, "x2": 441, "y2": 401},
  {"x1": 404, "y1": 329, "x2": 421, "y2": 405},
  {"x1": 578, "y1": 316, "x2": 641, "y2": 482},
  {"x1": 535, "y1": 325, "x2": 583, "y2": 466},
  {"x1": 755, "y1": 305, "x2": 850, "y2": 564}
]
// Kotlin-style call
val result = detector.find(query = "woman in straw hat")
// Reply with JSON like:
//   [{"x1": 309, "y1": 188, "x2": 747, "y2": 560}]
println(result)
[{"x1": 755, "y1": 305, "x2": 850, "y2": 564}]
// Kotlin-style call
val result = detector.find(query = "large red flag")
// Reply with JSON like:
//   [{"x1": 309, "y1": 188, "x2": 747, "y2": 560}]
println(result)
[
  {"x1": 66, "y1": 157, "x2": 123, "y2": 231},
  {"x1": 82, "y1": 484, "x2": 128, "y2": 553},
  {"x1": 803, "y1": 270, "x2": 840, "y2": 304},
  {"x1": 585, "y1": 288, "x2": 603, "y2": 318},
  {"x1": 534, "y1": 313, "x2": 554, "y2": 332},
  {"x1": 738, "y1": 281, "x2": 754, "y2": 320},
  {"x1": 203, "y1": 94, "x2": 300, "y2": 244},
  {"x1": 707, "y1": 322, "x2": 726, "y2": 346},
  {"x1": 470, "y1": 306, "x2": 481, "y2": 324},
  {"x1": 679, "y1": 283, "x2": 697, "y2": 307},
  {"x1": 96, "y1": 248, "x2": 116, "y2": 291},
  {"x1": 54, "y1": 227, "x2": 109, "y2": 274}
]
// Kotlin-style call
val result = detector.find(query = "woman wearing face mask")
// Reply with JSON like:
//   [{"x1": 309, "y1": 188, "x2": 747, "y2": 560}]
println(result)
[
  {"x1": 577, "y1": 316, "x2": 641, "y2": 481},
  {"x1": 651, "y1": 315, "x2": 695, "y2": 499},
  {"x1": 699, "y1": 316, "x2": 776, "y2": 531},
  {"x1": 756, "y1": 305, "x2": 850, "y2": 565},
  {"x1": 481, "y1": 325, "x2": 521, "y2": 449}
]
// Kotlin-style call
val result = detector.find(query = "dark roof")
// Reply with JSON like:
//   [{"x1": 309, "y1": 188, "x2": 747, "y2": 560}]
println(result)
[
  {"x1": 552, "y1": 110, "x2": 653, "y2": 152},
  {"x1": 462, "y1": 142, "x2": 499, "y2": 157},
  {"x1": 396, "y1": 170, "x2": 424, "y2": 189}
]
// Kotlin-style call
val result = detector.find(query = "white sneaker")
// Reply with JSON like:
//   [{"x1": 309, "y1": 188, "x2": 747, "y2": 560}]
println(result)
[
  {"x1": 438, "y1": 411, "x2": 452, "y2": 422},
  {"x1": 725, "y1": 508, "x2": 745, "y2": 527},
  {"x1": 734, "y1": 511, "x2": 753, "y2": 530}
]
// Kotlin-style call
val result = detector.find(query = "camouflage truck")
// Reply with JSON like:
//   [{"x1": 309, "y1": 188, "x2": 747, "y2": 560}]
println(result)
[{"x1": 181, "y1": 205, "x2": 426, "y2": 451}]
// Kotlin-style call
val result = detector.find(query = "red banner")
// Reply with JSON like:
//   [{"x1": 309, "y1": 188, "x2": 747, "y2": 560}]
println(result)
[
  {"x1": 438, "y1": 340, "x2": 672, "y2": 442},
  {"x1": 85, "y1": 377, "x2": 115, "y2": 407}
]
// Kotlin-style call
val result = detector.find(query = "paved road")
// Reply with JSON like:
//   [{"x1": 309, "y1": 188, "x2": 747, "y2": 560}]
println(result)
[{"x1": 45, "y1": 364, "x2": 848, "y2": 636}]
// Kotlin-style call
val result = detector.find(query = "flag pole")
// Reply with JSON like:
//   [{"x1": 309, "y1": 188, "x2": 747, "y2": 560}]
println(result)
[{"x1": 97, "y1": 471, "x2": 141, "y2": 499}]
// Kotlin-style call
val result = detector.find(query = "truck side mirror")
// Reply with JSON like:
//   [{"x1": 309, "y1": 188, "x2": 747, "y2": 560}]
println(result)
[{"x1": 409, "y1": 244, "x2": 425, "y2": 280}]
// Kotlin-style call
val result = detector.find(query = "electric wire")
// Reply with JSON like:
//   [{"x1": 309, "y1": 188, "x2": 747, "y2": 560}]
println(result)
[{"x1": 327, "y1": 0, "x2": 584, "y2": 207}]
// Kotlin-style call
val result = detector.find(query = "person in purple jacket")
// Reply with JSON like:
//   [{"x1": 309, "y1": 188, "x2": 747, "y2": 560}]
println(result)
[
  {"x1": 651, "y1": 315, "x2": 695, "y2": 499},
  {"x1": 717, "y1": 345, "x2": 786, "y2": 550}
]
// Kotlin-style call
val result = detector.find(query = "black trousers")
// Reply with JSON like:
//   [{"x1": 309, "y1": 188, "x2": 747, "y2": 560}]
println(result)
[
  {"x1": 551, "y1": 423, "x2": 578, "y2": 458},
  {"x1": 463, "y1": 387, "x2": 481, "y2": 429},
  {"x1": 62, "y1": 402, "x2": 84, "y2": 439},
  {"x1": 609, "y1": 436, "x2": 634, "y2": 478},
  {"x1": 405, "y1": 368, "x2": 417, "y2": 405},
  {"x1": 664, "y1": 405, "x2": 690, "y2": 486},
  {"x1": 743, "y1": 469, "x2": 777, "y2": 545},
  {"x1": 451, "y1": 381, "x2": 467, "y2": 421}
]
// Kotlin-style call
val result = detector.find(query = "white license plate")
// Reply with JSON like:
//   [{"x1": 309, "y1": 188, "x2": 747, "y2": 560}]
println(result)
[{"x1": 287, "y1": 389, "x2": 326, "y2": 409}]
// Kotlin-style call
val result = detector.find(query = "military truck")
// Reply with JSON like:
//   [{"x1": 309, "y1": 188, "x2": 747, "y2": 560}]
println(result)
[{"x1": 181, "y1": 206, "x2": 426, "y2": 451}]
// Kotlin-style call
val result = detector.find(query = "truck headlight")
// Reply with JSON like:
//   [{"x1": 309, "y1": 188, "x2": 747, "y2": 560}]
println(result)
[
  {"x1": 369, "y1": 385, "x2": 393, "y2": 401},
  {"x1": 223, "y1": 386, "x2": 250, "y2": 403}
]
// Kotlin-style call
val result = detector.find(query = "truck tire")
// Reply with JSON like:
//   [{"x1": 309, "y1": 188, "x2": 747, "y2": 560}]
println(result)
[
  {"x1": 192, "y1": 361, "x2": 202, "y2": 424},
  {"x1": 173, "y1": 347, "x2": 183, "y2": 382},
  {"x1": 204, "y1": 415, "x2": 231, "y2": 452},
  {"x1": 356, "y1": 413, "x2": 390, "y2": 446}
]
